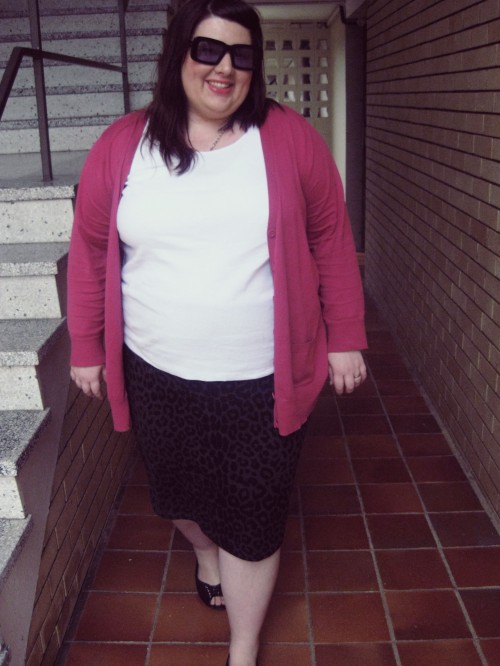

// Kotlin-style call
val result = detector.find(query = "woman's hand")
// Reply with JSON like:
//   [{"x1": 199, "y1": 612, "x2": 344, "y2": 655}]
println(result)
[
  {"x1": 70, "y1": 365, "x2": 106, "y2": 400},
  {"x1": 328, "y1": 351, "x2": 367, "y2": 395}
]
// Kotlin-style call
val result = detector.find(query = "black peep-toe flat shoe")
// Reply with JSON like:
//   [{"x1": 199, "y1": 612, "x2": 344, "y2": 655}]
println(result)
[{"x1": 195, "y1": 562, "x2": 225, "y2": 610}]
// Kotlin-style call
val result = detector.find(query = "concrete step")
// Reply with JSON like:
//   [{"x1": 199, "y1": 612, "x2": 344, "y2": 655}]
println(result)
[
  {"x1": 0, "y1": 241, "x2": 68, "y2": 276},
  {"x1": 0, "y1": 7, "x2": 167, "y2": 40},
  {"x1": 0, "y1": 242, "x2": 68, "y2": 319},
  {"x1": 0, "y1": 516, "x2": 32, "y2": 590},
  {"x1": 2, "y1": 89, "x2": 150, "y2": 123},
  {"x1": 0, "y1": 409, "x2": 50, "y2": 479},
  {"x1": 0, "y1": 31, "x2": 163, "y2": 63},
  {"x1": 0, "y1": 0, "x2": 169, "y2": 14},
  {"x1": 0, "y1": 513, "x2": 32, "y2": 618},
  {"x1": 0, "y1": 0, "x2": 118, "y2": 14},
  {"x1": 0, "y1": 15, "x2": 119, "y2": 41},
  {"x1": 2, "y1": 87, "x2": 150, "y2": 120},
  {"x1": 0, "y1": 410, "x2": 50, "y2": 520},
  {"x1": 0, "y1": 118, "x2": 115, "y2": 154},
  {"x1": 3, "y1": 60, "x2": 156, "y2": 95},
  {"x1": 0, "y1": 185, "x2": 75, "y2": 243},
  {"x1": 0, "y1": 151, "x2": 86, "y2": 188},
  {"x1": 0, "y1": 120, "x2": 112, "y2": 154},
  {"x1": 0, "y1": 318, "x2": 66, "y2": 410},
  {"x1": 0, "y1": 641, "x2": 10, "y2": 665},
  {"x1": 0, "y1": 318, "x2": 66, "y2": 368}
]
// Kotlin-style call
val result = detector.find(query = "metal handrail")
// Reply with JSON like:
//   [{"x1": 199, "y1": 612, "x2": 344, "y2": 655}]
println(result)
[
  {"x1": 0, "y1": 47, "x2": 128, "y2": 119},
  {"x1": 0, "y1": 0, "x2": 130, "y2": 181}
]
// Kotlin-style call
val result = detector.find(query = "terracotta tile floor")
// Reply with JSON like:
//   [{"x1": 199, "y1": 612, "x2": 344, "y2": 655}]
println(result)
[{"x1": 59, "y1": 295, "x2": 500, "y2": 666}]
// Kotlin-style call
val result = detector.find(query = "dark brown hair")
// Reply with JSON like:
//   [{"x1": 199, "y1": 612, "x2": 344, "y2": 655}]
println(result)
[{"x1": 145, "y1": 0, "x2": 273, "y2": 174}]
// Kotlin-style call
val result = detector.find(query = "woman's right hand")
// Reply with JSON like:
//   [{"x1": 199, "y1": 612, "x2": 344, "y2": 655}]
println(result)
[{"x1": 70, "y1": 365, "x2": 106, "y2": 400}]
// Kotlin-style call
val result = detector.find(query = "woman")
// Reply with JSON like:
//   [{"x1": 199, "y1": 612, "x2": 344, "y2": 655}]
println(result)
[{"x1": 68, "y1": 0, "x2": 367, "y2": 664}]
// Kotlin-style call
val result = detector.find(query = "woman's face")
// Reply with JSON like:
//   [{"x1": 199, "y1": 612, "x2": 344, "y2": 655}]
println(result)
[{"x1": 181, "y1": 16, "x2": 253, "y2": 125}]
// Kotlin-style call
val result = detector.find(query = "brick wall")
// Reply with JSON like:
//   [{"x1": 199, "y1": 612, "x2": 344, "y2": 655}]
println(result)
[
  {"x1": 25, "y1": 384, "x2": 134, "y2": 666},
  {"x1": 364, "y1": 0, "x2": 500, "y2": 521}
]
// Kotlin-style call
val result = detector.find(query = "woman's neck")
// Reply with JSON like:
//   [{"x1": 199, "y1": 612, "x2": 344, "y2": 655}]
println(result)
[{"x1": 187, "y1": 118, "x2": 243, "y2": 152}]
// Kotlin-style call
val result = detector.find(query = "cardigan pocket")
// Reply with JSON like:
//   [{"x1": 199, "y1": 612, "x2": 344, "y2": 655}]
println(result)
[
  {"x1": 287, "y1": 304, "x2": 324, "y2": 384},
  {"x1": 290, "y1": 338, "x2": 317, "y2": 385}
]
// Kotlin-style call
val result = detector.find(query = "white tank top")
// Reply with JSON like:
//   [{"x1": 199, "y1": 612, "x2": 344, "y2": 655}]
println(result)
[{"x1": 117, "y1": 126, "x2": 274, "y2": 380}]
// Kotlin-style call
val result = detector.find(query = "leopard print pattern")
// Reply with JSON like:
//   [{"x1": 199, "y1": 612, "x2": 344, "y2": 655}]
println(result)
[{"x1": 123, "y1": 345, "x2": 305, "y2": 561}]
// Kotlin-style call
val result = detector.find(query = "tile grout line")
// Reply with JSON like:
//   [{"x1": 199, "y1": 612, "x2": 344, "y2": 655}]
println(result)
[
  {"x1": 144, "y1": 525, "x2": 177, "y2": 666},
  {"x1": 368, "y1": 363, "x2": 490, "y2": 666},
  {"x1": 333, "y1": 366, "x2": 403, "y2": 666},
  {"x1": 55, "y1": 456, "x2": 144, "y2": 665},
  {"x1": 296, "y1": 480, "x2": 317, "y2": 666}
]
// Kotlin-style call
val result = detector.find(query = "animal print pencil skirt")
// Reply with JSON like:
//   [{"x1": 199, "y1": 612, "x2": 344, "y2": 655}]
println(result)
[{"x1": 123, "y1": 345, "x2": 306, "y2": 561}]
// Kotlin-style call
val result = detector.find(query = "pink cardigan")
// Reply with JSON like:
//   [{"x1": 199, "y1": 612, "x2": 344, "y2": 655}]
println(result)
[{"x1": 68, "y1": 105, "x2": 367, "y2": 435}]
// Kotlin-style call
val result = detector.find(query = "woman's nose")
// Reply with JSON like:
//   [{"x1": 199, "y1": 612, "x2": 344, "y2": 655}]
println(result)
[{"x1": 215, "y1": 51, "x2": 233, "y2": 73}]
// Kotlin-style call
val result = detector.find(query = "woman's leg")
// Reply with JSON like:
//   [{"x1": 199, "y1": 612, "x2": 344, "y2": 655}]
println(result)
[
  {"x1": 173, "y1": 518, "x2": 224, "y2": 607},
  {"x1": 220, "y1": 546, "x2": 280, "y2": 666}
]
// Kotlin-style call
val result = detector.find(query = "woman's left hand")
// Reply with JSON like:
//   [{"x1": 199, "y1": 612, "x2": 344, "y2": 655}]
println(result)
[{"x1": 328, "y1": 351, "x2": 367, "y2": 395}]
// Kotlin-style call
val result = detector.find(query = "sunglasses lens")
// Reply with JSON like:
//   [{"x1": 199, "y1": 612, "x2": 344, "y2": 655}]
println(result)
[
  {"x1": 233, "y1": 46, "x2": 255, "y2": 70},
  {"x1": 193, "y1": 38, "x2": 224, "y2": 64}
]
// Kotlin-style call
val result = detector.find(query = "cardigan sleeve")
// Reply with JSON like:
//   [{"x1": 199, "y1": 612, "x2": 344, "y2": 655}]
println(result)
[
  {"x1": 298, "y1": 119, "x2": 367, "y2": 352},
  {"x1": 67, "y1": 133, "x2": 115, "y2": 366}
]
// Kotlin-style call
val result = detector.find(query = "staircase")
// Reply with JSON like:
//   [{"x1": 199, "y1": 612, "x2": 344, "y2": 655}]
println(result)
[
  {"x1": 0, "y1": 2, "x2": 169, "y2": 663},
  {"x1": 0, "y1": 183, "x2": 73, "y2": 666},
  {"x1": 0, "y1": 0, "x2": 168, "y2": 155}
]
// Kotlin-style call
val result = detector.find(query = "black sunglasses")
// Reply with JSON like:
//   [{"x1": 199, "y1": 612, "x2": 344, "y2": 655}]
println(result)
[{"x1": 189, "y1": 36, "x2": 257, "y2": 71}]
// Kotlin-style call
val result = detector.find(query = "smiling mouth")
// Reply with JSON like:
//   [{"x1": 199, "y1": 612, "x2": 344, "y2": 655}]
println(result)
[{"x1": 207, "y1": 80, "x2": 233, "y2": 90}]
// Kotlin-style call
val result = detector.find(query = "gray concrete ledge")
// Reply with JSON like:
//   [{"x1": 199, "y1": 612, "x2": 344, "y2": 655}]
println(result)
[
  {"x1": 0, "y1": 0, "x2": 169, "y2": 17},
  {"x1": 0, "y1": 318, "x2": 66, "y2": 366},
  {"x1": 0, "y1": 410, "x2": 50, "y2": 476},
  {"x1": 0, "y1": 644, "x2": 10, "y2": 666},
  {"x1": 0, "y1": 152, "x2": 84, "y2": 192},
  {"x1": 0, "y1": 516, "x2": 32, "y2": 591},
  {"x1": 2, "y1": 114, "x2": 119, "y2": 130},
  {"x1": 0, "y1": 242, "x2": 68, "y2": 277}
]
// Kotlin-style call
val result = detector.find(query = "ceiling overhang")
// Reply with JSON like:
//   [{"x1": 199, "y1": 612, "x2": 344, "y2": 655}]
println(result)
[{"x1": 253, "y1": 2, "x2": 342, "y2": 22}]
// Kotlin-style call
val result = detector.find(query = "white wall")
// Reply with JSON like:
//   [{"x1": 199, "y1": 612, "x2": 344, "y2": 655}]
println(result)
[{"x1": 329, "y1": 9, "x2": 346, "y2": 188}]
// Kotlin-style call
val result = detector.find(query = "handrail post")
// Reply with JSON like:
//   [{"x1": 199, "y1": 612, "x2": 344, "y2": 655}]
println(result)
[
  {"x1": 28, "y1": 0, "x2": 53, "y2": 181},
  {"x1": 0, "y1": 4, "x2": 132, "y2": 182},
  {"x1": 118, "y1": 0, "x2": 130, "y2": 114}
]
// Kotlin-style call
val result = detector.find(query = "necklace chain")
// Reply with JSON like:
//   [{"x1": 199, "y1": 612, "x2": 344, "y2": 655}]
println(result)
[{"x1": 209, "y1": 128, "x2": 226, "y2": 151}]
